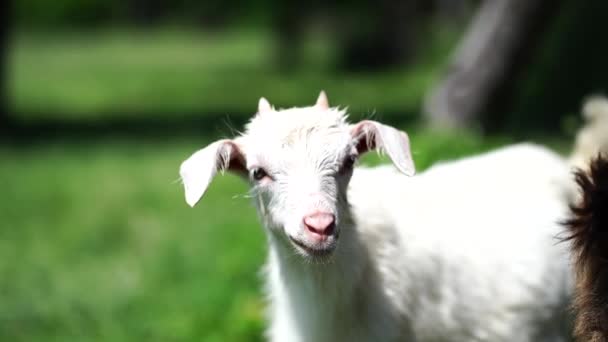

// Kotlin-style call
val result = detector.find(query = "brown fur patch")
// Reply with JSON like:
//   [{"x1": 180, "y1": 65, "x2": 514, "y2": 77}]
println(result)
[{"x1": 564, "y1": 155, "x2": 608, "y2": 341}]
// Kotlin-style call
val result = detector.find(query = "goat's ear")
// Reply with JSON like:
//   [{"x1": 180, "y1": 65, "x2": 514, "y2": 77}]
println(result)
[
  {"x1": 315, "y1": 90, "x2": 329, "y2": 110},
  {"x1": 258, "y1": 97, "x2": 272, "y2": 114},
  {"x1": 179, "y1": 139, "x2": 246, "y2": 207},
  {"x1": 351, "y1": 120, "x2": 415, "y2": 176}
]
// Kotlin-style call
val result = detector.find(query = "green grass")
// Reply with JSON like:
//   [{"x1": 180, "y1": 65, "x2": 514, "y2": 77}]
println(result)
[
  {"x1": 8, "y1": 28, "x2": 456, "y2": 121},
  {"x1": 0, "y1": 128, "x2": 516, "y2": 341}
]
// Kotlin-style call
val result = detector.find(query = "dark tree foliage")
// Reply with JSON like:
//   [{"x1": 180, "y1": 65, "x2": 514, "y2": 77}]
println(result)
[
  {"x1": 270, "y1": 0, "x2": 439, "y2": 73},
  {"x1": 12, "y1": 0, "x2": 441, "y2": 72},
  {"x1": 0, "y1": 0, "x2": 9, "y2": 129},
  {"x1": 12, "y1": 0, "x2": 258, "y2": 28},
  {"x1": 127, "y1": 0, "x2": 167, "y2": 26},
  {"x1": 273, "y1": 1, "x2": 306, "y2": 72},
  {"x1": 335, "y1": 0, "x2": 427, "y2": 72},
  {"x1": 506, "y1": 0, "x2": 608, "y2": 133}
]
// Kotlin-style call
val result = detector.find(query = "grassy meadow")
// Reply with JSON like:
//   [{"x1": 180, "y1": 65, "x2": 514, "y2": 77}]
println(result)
[
  {"x1": 7, "y1": 28, "x2": 457, "y2": 121},
  {"x1": 0, "y1": 129, "x2": 520, "y2": 341}
]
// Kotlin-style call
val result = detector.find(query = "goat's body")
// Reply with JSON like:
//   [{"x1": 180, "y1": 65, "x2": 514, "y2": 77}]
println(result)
[
  {"x1": 182, "y1": 93, "x2": 608, "y2": 341},
  {"x1": 266, "y1": 143, "x2": 574, "y2": 341}
]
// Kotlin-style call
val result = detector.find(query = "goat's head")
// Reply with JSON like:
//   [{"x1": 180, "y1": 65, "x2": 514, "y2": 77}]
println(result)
[{"x1": 180, "y1": 92, "x2": 415, "y2": 260}]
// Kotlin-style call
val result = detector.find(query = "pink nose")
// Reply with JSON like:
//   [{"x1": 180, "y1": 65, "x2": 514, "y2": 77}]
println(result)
[{"x1": 303, "y1": 212, "x2": 336, "y2": 236}]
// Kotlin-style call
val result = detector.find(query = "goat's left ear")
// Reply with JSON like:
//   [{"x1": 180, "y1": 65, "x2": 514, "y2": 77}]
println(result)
[
  {"x1": 351, "y1": 120, "x2": 415, "y2": 176},
  {"x1": 180, "y1": 139, "x2": 246, "y2": 207},
  {"x1": 315, "y1": 90, "x2": 329, "y2": 110}
]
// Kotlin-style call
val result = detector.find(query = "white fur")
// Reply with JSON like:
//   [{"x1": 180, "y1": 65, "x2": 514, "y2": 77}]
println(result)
[
  {"x1": 570, "y1": 96, "x2": 608, "y2": 170},
  {"x1": 264, "y1": 144, "x2": 575, "y2": 342},
  {"x1": 180, "y1": 94, "x2": 588, "y2": 342}
]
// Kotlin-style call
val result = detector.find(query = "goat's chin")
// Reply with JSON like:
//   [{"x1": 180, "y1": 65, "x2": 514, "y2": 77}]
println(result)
[{"x1": 288, "y1": 235, "x2": 338, "y2": 261}]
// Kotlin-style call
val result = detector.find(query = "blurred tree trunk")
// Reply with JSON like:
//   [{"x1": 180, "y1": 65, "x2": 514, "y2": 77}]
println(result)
[{"x1": 424, "y1": 0, "x2": 563, "y2": 129}]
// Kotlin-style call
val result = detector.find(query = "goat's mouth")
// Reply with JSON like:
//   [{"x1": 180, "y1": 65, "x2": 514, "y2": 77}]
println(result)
[{"x1": 288, "y1": 235, "x2": 337, "y2": 257}]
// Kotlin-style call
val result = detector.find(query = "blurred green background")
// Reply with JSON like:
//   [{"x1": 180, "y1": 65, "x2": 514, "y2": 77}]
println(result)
[{"x1": 1, "y1": 0, "x2": 607, "y2": 340}]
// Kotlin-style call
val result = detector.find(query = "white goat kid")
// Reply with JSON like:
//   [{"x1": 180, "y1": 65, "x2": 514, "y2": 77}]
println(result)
[{"x1": 180, "y1": 92, "x2": 573, "y2": 342}]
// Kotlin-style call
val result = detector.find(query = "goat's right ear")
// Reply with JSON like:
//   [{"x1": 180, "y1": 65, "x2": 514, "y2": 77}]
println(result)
[{"x1": 179, "y1": 139, "x2": 246, "y2": 207}]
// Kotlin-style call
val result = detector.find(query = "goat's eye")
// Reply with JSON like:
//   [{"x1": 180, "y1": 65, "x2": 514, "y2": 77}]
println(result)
[{"x1": 251, "y1": 167, "x2": 269, "y2": 181}]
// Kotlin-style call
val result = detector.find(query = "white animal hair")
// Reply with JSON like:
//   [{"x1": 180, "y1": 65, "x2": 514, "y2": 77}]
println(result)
[
  {"x1": 570, "y1": 96, "x2": 608, "y2": 170},
  {"x1": 180, "y1": 92, "x2": 606, "y2": 341}
]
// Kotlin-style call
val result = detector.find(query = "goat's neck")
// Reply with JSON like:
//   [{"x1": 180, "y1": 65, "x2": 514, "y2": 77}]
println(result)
[
  {"x1": 269, "y1": 219, "x2": 367, "y2": 296},
  {"x1": 264, "y1": 211, "x2": 375, "y2": 339}
]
